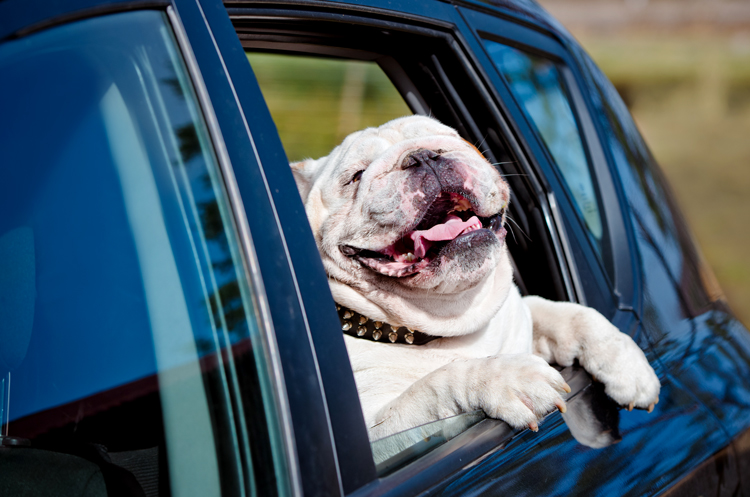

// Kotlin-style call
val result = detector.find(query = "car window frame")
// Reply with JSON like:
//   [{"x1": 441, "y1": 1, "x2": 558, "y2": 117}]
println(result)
[
  {"x1": 165, "y1": 5, "x2": 303, "y2": 495},
  {"x1": 457, "y1": 6, "x2": 638, "y2": 317},
  {"x1": 170, "y1": 0, "x2": 354, "y2": 495}
]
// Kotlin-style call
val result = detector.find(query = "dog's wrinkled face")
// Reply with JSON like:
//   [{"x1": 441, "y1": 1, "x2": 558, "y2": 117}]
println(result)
[{"x1": 293, "y1": 116, "x2": 513, "y2": 334}]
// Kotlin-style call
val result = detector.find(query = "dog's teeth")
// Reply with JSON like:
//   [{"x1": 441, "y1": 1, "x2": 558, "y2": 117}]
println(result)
[
  {"x1": 459, "y1": 222, "x2": 483, "y2": 236},
  {"x1": 404, "y1": 253, "x2": 416, "y2": 262}
]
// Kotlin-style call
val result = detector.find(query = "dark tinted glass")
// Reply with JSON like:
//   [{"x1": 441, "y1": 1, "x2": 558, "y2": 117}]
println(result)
[
  {"x1": 0, "y1": 11, "x2": 288, "y2": 497},
  {"x1": 486, "y1": 41, "x2": 604, "y2": 256}
]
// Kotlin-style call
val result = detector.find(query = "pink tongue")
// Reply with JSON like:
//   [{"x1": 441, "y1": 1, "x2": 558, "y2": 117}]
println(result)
[{"x1": 410, "y1": 215, "x2": 480, "y2": 258}]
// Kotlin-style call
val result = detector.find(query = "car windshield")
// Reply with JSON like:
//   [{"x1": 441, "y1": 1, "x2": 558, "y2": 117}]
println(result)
[{"x1": 0, "y1": 11, "x2": 289, "y2": 497}]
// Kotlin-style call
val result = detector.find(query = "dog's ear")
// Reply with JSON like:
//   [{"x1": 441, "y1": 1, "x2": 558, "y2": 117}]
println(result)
[{"x1": 290, "y1": 159, "x2": 316, "y2": 202}]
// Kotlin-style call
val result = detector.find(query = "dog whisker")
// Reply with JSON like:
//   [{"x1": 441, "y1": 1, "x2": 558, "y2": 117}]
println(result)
[
  {"x1": 505, "y1": 215, "x2": 530, "y2": 243},
  {"x1": 506, "y1": 218, "x2": 518, "y2": 245},
  {"x1": 473, "y1": 136, "x2": 489, "y2": 155}
]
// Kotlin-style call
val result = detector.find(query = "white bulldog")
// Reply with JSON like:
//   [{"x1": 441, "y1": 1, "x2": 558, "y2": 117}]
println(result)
[{"x1": 292, "y1": 115, "x2": 660, "y2": 441}]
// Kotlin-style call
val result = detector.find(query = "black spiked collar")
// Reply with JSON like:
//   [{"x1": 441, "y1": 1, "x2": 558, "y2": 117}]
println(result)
[{"x1": 336, "y1": 304, "x2": 438, "y2": 345}]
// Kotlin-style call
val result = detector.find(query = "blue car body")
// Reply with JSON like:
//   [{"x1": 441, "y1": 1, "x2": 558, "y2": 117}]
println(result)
[{"x1": 1, "y1": 0, "x2": 749, "y2": 495}]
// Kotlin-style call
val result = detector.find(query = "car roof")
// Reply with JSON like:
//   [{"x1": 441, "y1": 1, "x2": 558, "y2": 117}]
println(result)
[{"x1": 0, "y1": 0, "x2": 568, "y2": 44}]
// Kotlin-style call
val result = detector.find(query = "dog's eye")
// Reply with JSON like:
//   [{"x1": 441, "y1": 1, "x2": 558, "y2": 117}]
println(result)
[{"x1": 348, "y1": 170, "x2": 364, "y2": 185}]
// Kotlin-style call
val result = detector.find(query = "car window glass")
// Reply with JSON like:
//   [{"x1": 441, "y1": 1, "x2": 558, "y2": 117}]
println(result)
[
  {"x1": 371, "y1": 411, "x2": 486, "y2": 476},
  {"x1": 0, "y1": 11, "x2": 289, "y2": 497},
  {"x1": 246, "y1": 53, "x2": 411, "y2": 161},
  {"x1": 484, "y1": 41, "x2": 604, "y2": 255}
]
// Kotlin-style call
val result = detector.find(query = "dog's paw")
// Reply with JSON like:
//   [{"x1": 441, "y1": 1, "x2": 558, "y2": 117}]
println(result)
[
  {"x1": 583, "y1": 331, "x2": 661, "y2": 412},
  {"x1": 476, "y1": 354, "x2": 571, "y2": 431},
  {"x1": 527, "y1": 298, "x2": 661, "y2": 413}
]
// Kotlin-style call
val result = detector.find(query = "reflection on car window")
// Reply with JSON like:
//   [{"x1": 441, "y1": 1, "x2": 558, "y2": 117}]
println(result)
[
  {"x1": 485, "y1": 41, "x2": 604, "y2": 253},
  {"x1": 0, "y1": 11, "x2": 288, "y2": 497},
  {"x1": 371, "y1": 411, "x2": 486, "y2": 476},
  {"x1": 246, "y1": 53, "x2": 411, "y2": 161}
]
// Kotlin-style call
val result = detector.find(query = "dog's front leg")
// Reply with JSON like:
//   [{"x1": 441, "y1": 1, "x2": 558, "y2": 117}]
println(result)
[
  {"x1": 369, "y1": 354, "x2": 569, "y2": 440},
  {"x1": 524, "y1": 296, "x2": 660, "y2": 412}
]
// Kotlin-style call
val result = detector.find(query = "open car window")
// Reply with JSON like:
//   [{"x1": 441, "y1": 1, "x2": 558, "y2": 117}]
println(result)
[
  {"x1": 243, "y1": 44, "x2": 576, "y2": 473},
  {"x1": 237, "y1": 7, "x2": 612, "y2": 484}
]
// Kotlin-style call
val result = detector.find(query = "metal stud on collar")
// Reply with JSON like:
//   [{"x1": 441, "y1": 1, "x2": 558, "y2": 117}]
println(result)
[{"x1": 336, "y1": 304, "x2": 438, "y2": 345}]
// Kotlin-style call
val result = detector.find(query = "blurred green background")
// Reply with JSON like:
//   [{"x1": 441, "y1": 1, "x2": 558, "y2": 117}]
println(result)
[
  {"x1": 538, "y1": 0, "x2": 750, "y2": 324},
  {"x1": 246, "y1": 54, "x2": 410, "y2": 162}
]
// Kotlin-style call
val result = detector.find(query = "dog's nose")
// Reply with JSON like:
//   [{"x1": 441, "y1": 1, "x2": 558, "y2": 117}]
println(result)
[{"x1": 402, "y1": 149, "x2": 441, "y2": 169}]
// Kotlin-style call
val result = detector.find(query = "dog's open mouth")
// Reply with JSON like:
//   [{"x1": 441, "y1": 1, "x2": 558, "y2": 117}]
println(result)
[{"x1": 341, "y1": 192, "x2": 506, "y2": 278}]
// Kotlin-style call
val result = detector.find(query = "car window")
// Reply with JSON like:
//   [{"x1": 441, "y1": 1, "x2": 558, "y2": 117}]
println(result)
[
  {"x1": 246, "y1": 53, "x2": 411, "y2": 161},
  {"x1": 247, "y1": 50, "x2": 498, "y2": 473},
  {"x1": 243, "y1": 38, "x2": 585, "y2": 476},
  {"x1": 484, "y1": 41, "x2": 605, "y2": 257},
  {"x1": 0, "y1": 11, "x2": 289, "y2": 497}
]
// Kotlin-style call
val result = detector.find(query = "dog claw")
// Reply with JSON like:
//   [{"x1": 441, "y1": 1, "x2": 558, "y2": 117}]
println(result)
[
  {"x1": 647, "y1": 403, "x2": 655, "y2": 413},
  {"x1": 528, "y1": 421, "x2": 539, "y2": 432},
  {"x1": 563, "y1": 383, "x2": 571, "y2": 394},
  {"x1": 655, "y1": 396, "x2": 659, "y2": 405},
  {"x1": 627, "y1": 402, "x2": 634, "y2": 411},
  {"x1": 556, "y1": 399, "x2": 567, "y2": 414}
]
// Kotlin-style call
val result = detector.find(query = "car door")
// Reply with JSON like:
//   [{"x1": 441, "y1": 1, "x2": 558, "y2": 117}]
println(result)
[{"x1": 216, "y1": 2, "x2": 596, "y2": 495}]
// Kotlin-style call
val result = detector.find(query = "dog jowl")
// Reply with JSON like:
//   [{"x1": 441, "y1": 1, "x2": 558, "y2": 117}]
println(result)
[{"x1": 292, "y1": 115, "x2": 660, "y2": 440}]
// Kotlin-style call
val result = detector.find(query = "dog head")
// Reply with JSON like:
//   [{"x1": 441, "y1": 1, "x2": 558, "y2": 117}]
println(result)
[{"x1": 292, "y1": 116, "x2": 514, "y2": 336}]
